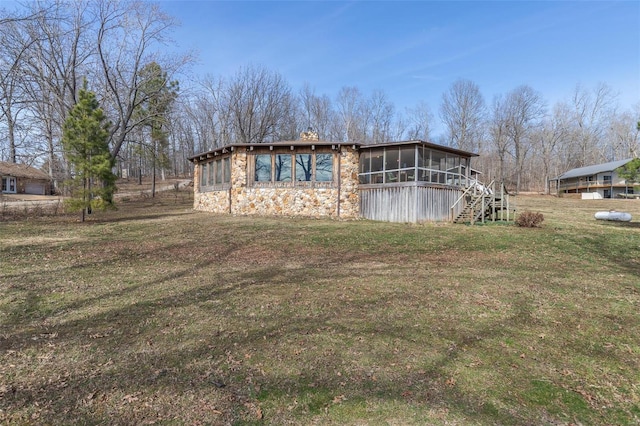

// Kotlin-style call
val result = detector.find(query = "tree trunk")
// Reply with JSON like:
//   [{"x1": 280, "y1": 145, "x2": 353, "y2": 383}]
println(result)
[{"x1": 152, "y1": 139, "x2": 156, "y2": 198}]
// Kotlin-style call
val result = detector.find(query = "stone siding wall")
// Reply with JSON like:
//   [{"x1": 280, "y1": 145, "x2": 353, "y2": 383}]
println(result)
[
  {"x1": 337, "y1": 147, "x2": 359, "y2": 218},
  {"x1": 193, "y1": 146, "x2": 360, "y2": 219},
  {"x1": 195, "y1": 189, "x2": 230, "y2": 213},
  {"x1": 233, "y1": 186, "x2": 340, "y2": 217}
]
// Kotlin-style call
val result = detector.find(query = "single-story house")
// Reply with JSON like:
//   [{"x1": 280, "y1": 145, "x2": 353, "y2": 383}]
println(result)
[
  {"x1": 0, "y1": 161, "x2": 53, "y2": 195},
  {"x1": 552, "y1": 158, "x2": 637, "y2": 199},
  {"x1": 188, "y1": 132, "x2": 482, "y2": 223}
]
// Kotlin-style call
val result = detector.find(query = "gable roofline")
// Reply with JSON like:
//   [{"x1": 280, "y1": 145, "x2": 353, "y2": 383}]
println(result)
[
  {"x1": 188, "y1": 139, "x2": 477, "y2": 163},
  {"x1": 555, "y1": 158, "x2": 635, "y2": 180},
  {"x1": 0, "y1": 161, "x2": 51, "y2": 180}
]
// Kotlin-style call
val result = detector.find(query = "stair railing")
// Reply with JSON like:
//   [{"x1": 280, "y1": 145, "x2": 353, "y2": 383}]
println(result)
[
  {"x1": 450, "y1": 179, "x2": 495, "y2": 223},
  {"x1": 450, "y1": 184, "x2": 477, "y2": 222}
]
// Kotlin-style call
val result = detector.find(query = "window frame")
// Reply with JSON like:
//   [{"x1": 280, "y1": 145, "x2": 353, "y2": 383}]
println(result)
[
  {"x1": 250, "y1": 150, "x2": 335, "y2": 188},
  {"x1": 199, "y1": 154, "x2": 232, "y2": 192}
]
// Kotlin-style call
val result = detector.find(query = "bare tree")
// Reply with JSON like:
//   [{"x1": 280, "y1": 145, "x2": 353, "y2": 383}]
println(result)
[
  {"x1": 367, "y1": 89, "x2": 395, "y2": 144},
  {"x1": 403, "y1": 101, "x2": 433, "y2": 141},
  {"x1": 503, "y1": 85, "x2": 546, "y2": 193},
  {"x1": 335, "y1": 86, "x2": 365, "y2": 143},
  {"x1": 225, "y1": 64, "x2": 293, "y2": 143},
  {"x1": 566, "y1": 83, "x2": 618, "y2": 166},
  {"x1": 298, "y1": 83, "x2": 335, "y2": 141},
  {"x1": 439, "y1": 79, "x2": 486, "y2": 152},
  {"x1": 488, "y1": 94, "x2": 512, "y2": 185},
  {"x1": 18, "y1": 0, "x2": 95, "y2": 188},
  {"x1": 0, "y1": 3, "x2": 55, "y2": 164},
  {"x1": 0, "y1": 19, "x2": 25, "y2": 162},
  {"x1": 531, "y1": 104, "x2": 567, "y2": 193},
  {"x1": 94, "y1": 0, "x2": 186, "y2": 161},
  {"x1": 608, "y1": 105, "x2": 640, "y2": 160}
]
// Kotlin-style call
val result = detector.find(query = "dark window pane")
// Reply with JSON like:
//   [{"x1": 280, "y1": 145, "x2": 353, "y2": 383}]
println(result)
[
  {"x1": 296, "y1": 154, "x2": 313, "y2": 181},
  {"x1": 275, "y1": 154, "x2": 291, "y2": 182},
  {"x1": 255, "y1": 155, "x2": 271, "y2": 181},
  {"x1": 215, "y1": 159, "x2": 222, "y2": 184},
  {"x1": 385, "y1": 148, "x2": 400, "y2": 171},
  {"x1": 223, "y1": 157, "x2": 231, "y2": 183},
  {"x1": 418, "y1": 146, "x2": 427, "y2": 168},
  {"x1": 200, "y1": 163, "x2": 207, "y2": 186},
  {"x1": 400, "y1": 146, "x2": 415, "y2": 168},
  {"x1": 316, "y1": 153, "x2": 333, "y2": 181},
  {"x1": 208, "y1": 162, "x2": 214, "y2": 185},
  {"x1": 446, "y1": 155, "x2": 455, "y2": 171},
  {"x1": 431, "y1": 151, "x2": 445, "y2": 170},
  {"x1": 360, "y1": 151, "x2": 371, "y2": 173},
  {"x1": 371, "y1": 151, "x2": 384, "y2": 172}
]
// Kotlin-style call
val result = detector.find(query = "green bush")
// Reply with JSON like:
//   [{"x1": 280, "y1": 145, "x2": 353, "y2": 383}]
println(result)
[{"x1": 515, "y1": 210, "x2": 544, "y2": 227}]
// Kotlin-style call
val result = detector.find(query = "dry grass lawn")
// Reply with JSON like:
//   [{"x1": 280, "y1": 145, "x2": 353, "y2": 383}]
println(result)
[{"x1": 1, "y1": 190, "x2": 639, "y2": 424}]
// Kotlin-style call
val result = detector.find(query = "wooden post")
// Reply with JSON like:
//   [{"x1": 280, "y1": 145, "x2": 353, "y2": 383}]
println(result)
[{"x1": 500, "y1": 183, "x2": 504, "y2": 221}]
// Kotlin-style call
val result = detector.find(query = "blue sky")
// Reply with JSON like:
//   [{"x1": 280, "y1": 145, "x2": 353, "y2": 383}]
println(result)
[{"x1": 165, "y1": 0, "x2": 638, "y2": 130}]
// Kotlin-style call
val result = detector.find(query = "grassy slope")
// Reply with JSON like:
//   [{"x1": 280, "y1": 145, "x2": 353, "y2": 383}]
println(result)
[{"x1": 1, "y1": 191, "x2": 639, "y2": 425}]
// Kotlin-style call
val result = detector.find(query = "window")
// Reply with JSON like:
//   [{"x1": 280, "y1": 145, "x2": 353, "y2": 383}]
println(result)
[
  {"x1": 253, "y1": 152, "x2": 333, "y2": 185},
  {"x1": 446, "y1": 155, "x2": 455, "y2": 172},
  {"x1": 275, "y1": 154, "x2": 292, "y2": 181},
  {"x1": 199, "y1": 157, "x2": 232, "y2": 190},
  {"x1": 418, "y1": 147, "x2": 427, "y2": 168},
  {"x1": 315, "y1": 154, "x2": 333, "y2": 181},
  {"x1": 215, "y1": 159, "x2": 222, "y2": 184},
  {"x1": 200, "y1": 163, "x2": 208, "y2": 186},
  {"x1": 400, "y1": 146, "x2": 415, "y2": 169},
  {"x1": 223, "y1": 157, "x2": 231, "y2": 183},
  {"x1": 296, "y1": 154, "x2": 313, "y2": 181},
  {"x1": 385, "y1": 148, "x2": 399, "y2": 171},
  {"x1": 603, "y1": 175, "x2": 612, "y2": 183},
  {"x1": 360, "y1": 151, "x2": 371, "y2": 174},
  {"x1": 431, "y1": 151, "x2": 445, "y2": 170},
  {"x1": 255, "y1": 155, "x2": 272, "y2": 182},
  {"x1": 208, "y1": 161, "x2": 215, "y2": 185}
]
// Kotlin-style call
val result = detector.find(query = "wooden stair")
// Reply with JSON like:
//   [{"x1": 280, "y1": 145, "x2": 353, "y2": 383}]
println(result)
[{"x1": 451, "y1": 181, "x2": 515, "y2": 224}]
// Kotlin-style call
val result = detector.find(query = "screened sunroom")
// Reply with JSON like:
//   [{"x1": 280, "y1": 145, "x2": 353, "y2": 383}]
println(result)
[
  {"x1": 358, "y1": 141, "x2": 477, "y2": 222},
  {"x1": 358, "y1": 141, "x2": 472, "y2": 186}
]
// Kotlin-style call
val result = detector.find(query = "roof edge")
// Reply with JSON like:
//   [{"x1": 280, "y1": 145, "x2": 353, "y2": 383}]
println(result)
[{"x1": 188, "y1": 139, "x2": 478, "y2": 162}]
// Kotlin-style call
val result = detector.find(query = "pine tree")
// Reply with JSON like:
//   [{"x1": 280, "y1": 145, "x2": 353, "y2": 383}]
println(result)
[
  {"x1": 616, "y1": 158, "x2": 640, "y2": 191},
  {"x1": 62, "y1": 81, "x2": 117, "y2": 222}
]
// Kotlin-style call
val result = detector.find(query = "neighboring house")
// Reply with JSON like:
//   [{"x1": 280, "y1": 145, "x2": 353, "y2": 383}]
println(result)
[
  {"x1": 0, "y1": 161, "x2": 53, "y2": 195},
  {"x1": 552, "y1": 158, "x2": 636, "y2": 199},
  {"x1": 188, "y1": 133, "x2": 479, "y2": 222}
]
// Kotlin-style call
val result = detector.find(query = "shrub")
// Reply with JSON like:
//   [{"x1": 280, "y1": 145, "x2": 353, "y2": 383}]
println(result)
[{"x1": 515, "y1": 210, "x2": 544, "y2": 228}]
